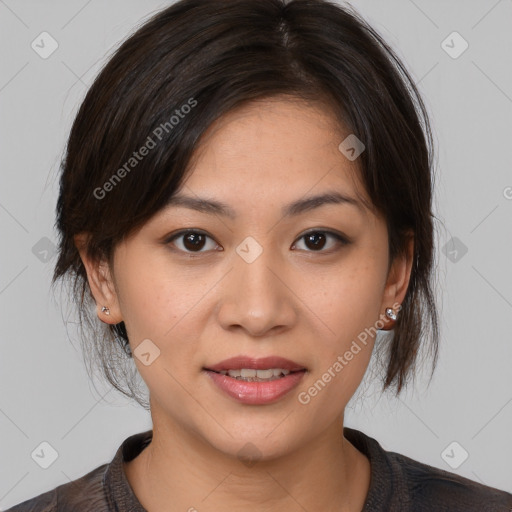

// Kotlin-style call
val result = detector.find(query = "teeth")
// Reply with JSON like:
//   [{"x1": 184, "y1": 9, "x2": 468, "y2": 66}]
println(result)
[{"x1": 218, "y1": 368, "x2": 293, "y2": 380}]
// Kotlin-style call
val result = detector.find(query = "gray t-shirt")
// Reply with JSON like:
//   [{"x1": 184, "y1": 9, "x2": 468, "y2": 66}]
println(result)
[{"x1": 6, "y1": 427, "x2": 512, "y2": 511}]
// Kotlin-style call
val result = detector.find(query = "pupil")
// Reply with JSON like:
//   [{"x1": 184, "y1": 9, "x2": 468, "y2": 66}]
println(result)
[{"x1": 305, "y1": 232, "x2": 326, "y2": 250}]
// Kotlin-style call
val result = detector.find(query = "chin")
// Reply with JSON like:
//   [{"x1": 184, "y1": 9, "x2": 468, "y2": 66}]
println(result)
[{"x1": 197, "y1": 422, "x2": 302, "y2": 464}]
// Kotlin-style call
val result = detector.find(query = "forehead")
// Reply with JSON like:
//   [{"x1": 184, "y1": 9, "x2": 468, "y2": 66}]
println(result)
[{"x1": 177, "y1": 98, "x2": 372, "y2": 215}]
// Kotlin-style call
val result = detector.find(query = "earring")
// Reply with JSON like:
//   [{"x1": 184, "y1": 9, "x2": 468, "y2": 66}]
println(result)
[
  {"x1": 380, "y1": 305, "x2": 400, "y2": 331},
  {"x1": 385, "y1": 307, "x2": 397, "y2": 321},
  {"x1": 101, "y1": 306, "x2": 110, "y2": 315}
]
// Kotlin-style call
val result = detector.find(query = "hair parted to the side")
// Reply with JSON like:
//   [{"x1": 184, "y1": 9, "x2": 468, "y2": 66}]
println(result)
[{"x1": 52, "y1": 0, "x2": 440, "y2": 410}]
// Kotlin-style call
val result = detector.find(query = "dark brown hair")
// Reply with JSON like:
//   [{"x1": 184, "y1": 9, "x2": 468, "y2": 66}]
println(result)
[{"x1": 52, "y1": 0, "x2": 440, "y2": 409}]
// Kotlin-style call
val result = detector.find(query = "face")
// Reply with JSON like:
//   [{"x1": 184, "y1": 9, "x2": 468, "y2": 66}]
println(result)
[{"x1": 79, "y1": 98, "x2": 412, "y2": 460}]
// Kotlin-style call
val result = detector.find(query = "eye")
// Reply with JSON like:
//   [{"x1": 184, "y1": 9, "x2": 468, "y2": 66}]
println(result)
[
  {"x1": 166, "y1": 229, "x2": 220, "y2": 254},
  {"x1": 165, "y1": 228, "x2": 350, "y2": 256},
  {"x1": 292, "y1": 230, "x2": 350, "y2": 253}
]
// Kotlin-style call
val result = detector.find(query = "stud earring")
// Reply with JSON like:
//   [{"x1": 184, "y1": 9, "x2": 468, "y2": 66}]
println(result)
[
  {"x1": 101, "y1": 306, "x2": 110, "y2": 315},
  {"x1": 379, "y1": 305, "x2": 401, "y2": 331},
  {"x1": 385, "y1": 307, "x2": 397, "y2": 321}
]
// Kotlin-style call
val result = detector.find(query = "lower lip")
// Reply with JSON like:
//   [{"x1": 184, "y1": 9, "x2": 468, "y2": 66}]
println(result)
[{"x1": 204, "y1": 370, "x2": 306, "y2": 405}]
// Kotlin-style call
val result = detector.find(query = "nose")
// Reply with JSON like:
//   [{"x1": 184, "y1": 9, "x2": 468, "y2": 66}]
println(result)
[{"x1": 216, "y1": 241, "x2": 297, "y2": 337}]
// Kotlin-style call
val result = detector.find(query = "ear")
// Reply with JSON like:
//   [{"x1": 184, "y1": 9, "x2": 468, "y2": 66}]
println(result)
[
  {"x1": 379, "y1": 232, "x2": 414, "y2": 329},
  {"x1": 74, "y1": 233, "x2": 123, "y2": 324}
]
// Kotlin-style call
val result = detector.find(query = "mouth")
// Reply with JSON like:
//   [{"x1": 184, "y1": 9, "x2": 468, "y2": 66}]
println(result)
[
  {"x1": 203, "y1": 354, "x2": 307, "y2": 382},
  {"x1": 202, "y1": 357, "x2": 308, "y2": 405},
  {"x1": 204, "y1": 367, "x2": 306, "y2": 382}
]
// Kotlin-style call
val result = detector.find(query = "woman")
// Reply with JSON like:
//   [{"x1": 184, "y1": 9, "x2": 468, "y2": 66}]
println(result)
[{"x1": 7, "y1": 0, "x2": 512, "y2": 510}]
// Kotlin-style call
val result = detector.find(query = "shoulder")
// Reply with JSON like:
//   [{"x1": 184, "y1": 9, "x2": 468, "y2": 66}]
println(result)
[
  {"x1": 344, "y1": 427, "x2": 512, "y2": 512},
  {"x1": 5, "y1": 462, "x2": 109, "y2": 512},
  {"x1": 5, "y1": 429, "x2": 151, "y2": 512},
  {"x1": 390, "y1": 450, "x2": 512, "y2": 512}
]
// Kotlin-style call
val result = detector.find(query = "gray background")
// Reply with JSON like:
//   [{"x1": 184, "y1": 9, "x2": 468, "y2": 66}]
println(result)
[{"x1": 1, "y1": 0, "x2": 511, "y2": 508}]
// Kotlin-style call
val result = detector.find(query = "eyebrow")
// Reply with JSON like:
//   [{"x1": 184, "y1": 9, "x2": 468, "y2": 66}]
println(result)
[{"x1": 165, "y1": 191, "x2": 365, "y2": 219}]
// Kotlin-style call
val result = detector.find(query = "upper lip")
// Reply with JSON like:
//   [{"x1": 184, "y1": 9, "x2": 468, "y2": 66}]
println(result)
[{"x1": 204, "y1": 355, "x2": 307, "y2": 372}]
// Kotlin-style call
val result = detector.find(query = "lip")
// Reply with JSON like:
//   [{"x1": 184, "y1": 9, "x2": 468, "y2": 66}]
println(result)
[
  {"x1": 204, "y1": 369, "x2": 307, "y2": 405},
  {"x1": 203, "y1": 355, "x2": 307, "y2": 372}
]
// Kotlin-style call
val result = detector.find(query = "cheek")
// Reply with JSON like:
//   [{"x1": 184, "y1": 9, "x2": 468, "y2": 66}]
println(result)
[
  {"x1": 113, "y1": 249, "x2": 216, "y2": 389},
  {"x1": 292, "y1": 256, "x2": 384, "y2": 403},
  {"x1": 296, "y1": 267, "x2": 379, "y2": 417},
  {"x1": 113, "y1": 257, "x2": 208, "y2": 409},
  {"x1": 297, "y1": 258, "x2": 385, "y2": 343},
  {"x1": 114, "y1": 247, "x2": 199, "y2": 340}
]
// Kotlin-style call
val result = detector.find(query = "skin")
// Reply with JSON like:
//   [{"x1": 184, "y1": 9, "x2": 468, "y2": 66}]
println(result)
[{"x1": 76, "y1": 97, "x2": 413, "y2": 511}]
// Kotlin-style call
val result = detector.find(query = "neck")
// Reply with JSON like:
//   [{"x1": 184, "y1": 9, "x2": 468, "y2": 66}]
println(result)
[{"x1": 124, "y1": 413, "x2": 371, "y2": 511}]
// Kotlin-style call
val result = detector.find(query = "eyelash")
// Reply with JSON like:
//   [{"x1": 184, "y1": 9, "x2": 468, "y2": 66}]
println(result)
[{"x1": 164, "y1": 228, "x2": 351, "y2": 257}]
